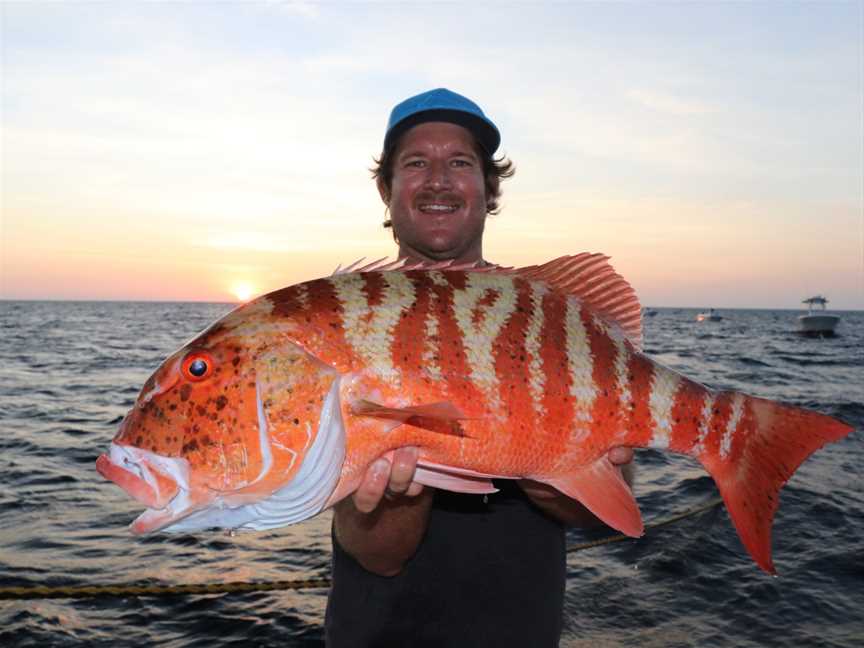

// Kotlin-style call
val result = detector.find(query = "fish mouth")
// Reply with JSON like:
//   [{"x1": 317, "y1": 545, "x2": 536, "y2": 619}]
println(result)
[{"x1": 97, "y1": 443, "x2": 195, "y2": 533}]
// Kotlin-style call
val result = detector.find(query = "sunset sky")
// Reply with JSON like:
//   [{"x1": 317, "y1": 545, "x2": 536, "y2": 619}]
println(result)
[{"x1": 2, "y1": 2, "x2": 862, "y2": 309}]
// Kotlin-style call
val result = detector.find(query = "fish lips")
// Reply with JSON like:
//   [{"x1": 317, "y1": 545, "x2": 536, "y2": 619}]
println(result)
[{"x1": 97, "y1": 444, "x2": 185, "y2": 511}]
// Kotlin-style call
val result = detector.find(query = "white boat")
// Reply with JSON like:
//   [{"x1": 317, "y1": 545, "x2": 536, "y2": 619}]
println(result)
[
  {"x1": 798, "y1": 296, "x2": 840, "y2": 336},
  {"x1": 696, "y1": 308, "x2": 722, "y2": 322}
]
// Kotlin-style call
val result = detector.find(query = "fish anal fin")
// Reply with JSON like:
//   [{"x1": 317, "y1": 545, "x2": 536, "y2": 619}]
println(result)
[
  {"x1": 514, "y1": 253, "x2": 643, "y2": 350},
  {"x1": 352, "y1": 399, "x2": 471, "y2": 436},
  {"x1": 544, "y1": 458, "x2": 643, "y2": 537}
]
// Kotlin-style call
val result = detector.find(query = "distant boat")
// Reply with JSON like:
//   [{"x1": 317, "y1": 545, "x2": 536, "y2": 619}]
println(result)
[
  {"x1": 642, "y1": 307, "x2": 658, "y2": 318},
  {"x1": 798, "y1": 296, "x2": 840, "y2": 336},
  {"x1": 696, "y1": 308, "x2": 722, "y2": 322}
]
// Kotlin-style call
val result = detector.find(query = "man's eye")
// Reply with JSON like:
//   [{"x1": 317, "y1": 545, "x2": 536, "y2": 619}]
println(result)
[
  {"x1": 452, "y1": 159, "x2": 472, "y2": 167},
  {"x1": 406, "y1": 160, "x2": 426, "y2": 168}
]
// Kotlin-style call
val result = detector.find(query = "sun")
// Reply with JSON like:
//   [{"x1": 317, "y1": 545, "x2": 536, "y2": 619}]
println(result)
[{"x1": 230, "y1": 281, "x2": 257, "y2": 303}]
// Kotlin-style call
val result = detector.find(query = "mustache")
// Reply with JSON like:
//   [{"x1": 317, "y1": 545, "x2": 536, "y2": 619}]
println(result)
[{"x1": 414, "y1": 192, "x2": 463, "y2": 205}]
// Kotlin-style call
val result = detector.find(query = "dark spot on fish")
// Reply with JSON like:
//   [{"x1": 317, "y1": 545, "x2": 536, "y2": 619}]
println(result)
[
  {"x1": 216, "y1": 395, "x2": 228, "y2": 410},
  {"x1": 232, "y1": 356, "x2": 241, "y2": 367},
  {"x1": 196, "y1": 405, "x2": 207, "y2": 417},
  {"x1": 293, "y1": 418, "x2": 300, "y2": 425},
  {"x1": 135, "y1": 436, "x2": 143, "y2": 445},
  {"x1": 169, "y1": 403, "x2": 177, "y2": 411},
  {"x1": 180, "y1": 384, "x2": 192, "y2": 402},
  {"x1": 182, "y1": 440, "x2": 199, "y2": 454}
]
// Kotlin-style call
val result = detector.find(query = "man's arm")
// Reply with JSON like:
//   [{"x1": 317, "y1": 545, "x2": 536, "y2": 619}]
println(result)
[
  {"x1": 332, "y1": 447, "x2": 432, "y2": 577},
  {"x1": 332, "y1": 446, "x2": 636, "y2": 575}
]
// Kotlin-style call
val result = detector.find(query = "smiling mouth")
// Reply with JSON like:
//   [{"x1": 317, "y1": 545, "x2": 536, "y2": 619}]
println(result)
[{"x1": 418, "y1": 203, "x2": 460, "y2": 214}]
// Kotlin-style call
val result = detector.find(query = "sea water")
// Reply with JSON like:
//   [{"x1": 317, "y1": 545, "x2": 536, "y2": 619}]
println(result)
[{"x1": 1, "y1": 301, "x2": 862, "y2": 647}]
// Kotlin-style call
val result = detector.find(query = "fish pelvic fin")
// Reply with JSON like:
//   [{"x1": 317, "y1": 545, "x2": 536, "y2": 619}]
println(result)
[
  {"x1": 544, "y1": 457, "x2": 643, "y2": 537},
  {"x1": 412, "y1": 459, "x2": 505, "y2": 494},
  {"x1": 699, "y1": 396, "x2": 853, "y2": 575}
]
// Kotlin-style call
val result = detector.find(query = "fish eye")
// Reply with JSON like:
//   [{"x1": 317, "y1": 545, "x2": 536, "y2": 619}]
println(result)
[
  {"x1": 182, "y1": 352, "x2": 215, "y2": 382},
  {"x1": 189, "y1": 359, "x2": 207, "y2": 376}
]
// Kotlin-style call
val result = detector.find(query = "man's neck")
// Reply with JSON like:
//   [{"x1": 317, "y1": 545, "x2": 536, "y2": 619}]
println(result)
[{"x1": 397, "y1": 245, "x2": 484, "y2": 266}]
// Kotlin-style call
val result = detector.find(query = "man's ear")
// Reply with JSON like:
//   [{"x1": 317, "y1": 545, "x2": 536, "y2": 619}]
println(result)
[{"x1": 376, "y1": 177, "x2": 390, "y2": 204}]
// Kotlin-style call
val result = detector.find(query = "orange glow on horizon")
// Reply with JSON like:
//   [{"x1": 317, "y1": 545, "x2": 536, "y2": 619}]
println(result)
[{"x1": 229, "y1": 281, "x2": 257, "y2": 303}]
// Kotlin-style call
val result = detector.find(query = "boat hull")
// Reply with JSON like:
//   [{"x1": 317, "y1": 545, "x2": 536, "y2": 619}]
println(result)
[{"x1": 798, "y1": 314, "x2": 840, "y2": 336}]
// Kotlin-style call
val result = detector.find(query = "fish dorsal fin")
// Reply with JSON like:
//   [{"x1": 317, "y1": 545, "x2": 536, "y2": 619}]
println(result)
[
  {"x1": 332, "y1": 257, "x2": 509, "y2": 276},
  {"x1": 514, "y1": 253, "x2": 643, "y2": 350}
]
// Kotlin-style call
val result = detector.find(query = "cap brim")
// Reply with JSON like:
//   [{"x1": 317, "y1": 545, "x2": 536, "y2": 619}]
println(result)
[{"x1": 383, "y1": 109, "x2": 500, "y2": 155}]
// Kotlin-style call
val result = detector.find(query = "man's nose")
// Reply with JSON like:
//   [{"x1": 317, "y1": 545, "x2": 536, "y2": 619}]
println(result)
[{"x1": 424, "y1": 162, "x2": 452, "y2": 190}]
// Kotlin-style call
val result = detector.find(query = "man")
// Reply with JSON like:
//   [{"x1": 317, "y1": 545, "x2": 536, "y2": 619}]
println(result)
[{"x1": 324, "y1": 88, "x2": 634, "y2": 647}]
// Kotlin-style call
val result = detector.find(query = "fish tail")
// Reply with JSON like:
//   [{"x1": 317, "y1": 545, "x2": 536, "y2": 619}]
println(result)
[{"x1": 696, "y1": 394, "x2": 852, "y2": 574}]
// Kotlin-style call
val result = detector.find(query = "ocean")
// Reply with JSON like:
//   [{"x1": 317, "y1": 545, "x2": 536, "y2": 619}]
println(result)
[{"x1": 1, "y1": 300, "x2": 862, "y2": 647}]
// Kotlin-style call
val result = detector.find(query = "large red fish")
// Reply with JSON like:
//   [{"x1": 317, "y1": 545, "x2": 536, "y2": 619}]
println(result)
[{"x1": 96, "y1": 254, "x2": 852, "y2": 573}]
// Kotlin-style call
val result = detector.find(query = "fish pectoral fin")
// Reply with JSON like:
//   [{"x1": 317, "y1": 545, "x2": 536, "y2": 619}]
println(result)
[
  {"x1": 544, "y1": 458, "x2": 643, "y2": 537},
  {"x1": 413, "y1": 461, "x2": 501, "y2": 494},
  {"x1": 351, "y1": 399, "x2": 471, "y2": 436}
]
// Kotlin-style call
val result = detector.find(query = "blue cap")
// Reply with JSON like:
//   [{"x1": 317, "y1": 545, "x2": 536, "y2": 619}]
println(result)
[{"x1": 383, "y1": 88, "x2": 501, "y2": 155}]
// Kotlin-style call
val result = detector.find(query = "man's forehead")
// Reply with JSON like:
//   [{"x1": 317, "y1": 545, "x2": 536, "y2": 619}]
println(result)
[{"x1": 394, "y1": 122, "x2": 480, "y2": 156}]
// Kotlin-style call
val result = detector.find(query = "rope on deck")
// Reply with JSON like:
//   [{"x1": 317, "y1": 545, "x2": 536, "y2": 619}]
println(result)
[{"x1": 0, "y1": 497, "x2": 724, "y2": 600}]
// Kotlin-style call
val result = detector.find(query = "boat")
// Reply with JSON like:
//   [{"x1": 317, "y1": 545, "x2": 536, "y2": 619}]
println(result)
[
  {"x1": 798, "y1": 296, "x2": 840, "y2": 336},
  {"x1": 642, "y1": 307, "x2": 658, "y2": 318},
  {"x1": 696, "y1": 308, "x2": 722, "y2": 322}
]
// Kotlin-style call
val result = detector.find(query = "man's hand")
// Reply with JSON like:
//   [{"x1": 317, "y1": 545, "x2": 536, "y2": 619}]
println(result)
[{"x1": 350, "y1": 446, "x2": 425, "y2": 513}]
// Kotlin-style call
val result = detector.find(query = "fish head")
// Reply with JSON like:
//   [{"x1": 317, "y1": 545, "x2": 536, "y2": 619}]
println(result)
[{"x1": 97, "y1": 298, "x2": 345, "y2": 534}]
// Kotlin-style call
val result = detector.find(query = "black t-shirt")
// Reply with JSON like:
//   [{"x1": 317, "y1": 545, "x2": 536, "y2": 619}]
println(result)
[{"x1": 325, "y1": 480, "x2": 566, "y2": 647}]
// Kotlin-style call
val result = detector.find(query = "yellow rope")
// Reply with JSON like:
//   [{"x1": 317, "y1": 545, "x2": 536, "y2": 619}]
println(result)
[
  {"x1": 0, "y1": 497, "x2": 724, "y2": 601},
  {"x1": 567, "y1": 496, "x2": 724, "y2": 552},
  {"x1": 0, "y1": 577, "x2": 332, "y2": 600}
]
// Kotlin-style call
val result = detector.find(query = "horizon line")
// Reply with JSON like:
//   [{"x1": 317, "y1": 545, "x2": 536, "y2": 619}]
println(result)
[{"x1": 2, "y1": 297, "x2": 861, "y2": 314}]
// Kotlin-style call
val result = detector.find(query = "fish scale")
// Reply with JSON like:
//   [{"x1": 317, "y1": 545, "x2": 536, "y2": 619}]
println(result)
[{"x1": 96, "y1": 254, "x2": 853, "y2": 574}]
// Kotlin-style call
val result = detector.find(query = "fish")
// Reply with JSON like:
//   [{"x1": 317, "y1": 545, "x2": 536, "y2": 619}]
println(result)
[{"x1": 96, "y1": 253, "x2": 853, "y2": 574}]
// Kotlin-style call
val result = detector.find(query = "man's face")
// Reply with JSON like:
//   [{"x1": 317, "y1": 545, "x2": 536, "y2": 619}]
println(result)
[{"x1": 383, "y1": 121, "x2": 487, "y2": 263}]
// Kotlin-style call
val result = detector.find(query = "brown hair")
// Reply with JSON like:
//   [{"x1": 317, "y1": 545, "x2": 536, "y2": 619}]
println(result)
[{"x1": 371, "y1": 132, "x2": 515, "y2": 226}]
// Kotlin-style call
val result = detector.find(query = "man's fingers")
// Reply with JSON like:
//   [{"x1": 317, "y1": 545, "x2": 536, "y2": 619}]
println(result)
[
  {"x1": 387, "y1": 447, "x2": 419, "y2": 496},
  {"x1": 608, "y1": 446, "x2": 634, "y2": 466},
  {"x1": 352, "y1": 458, "x2": 390, "y2": 513}
]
